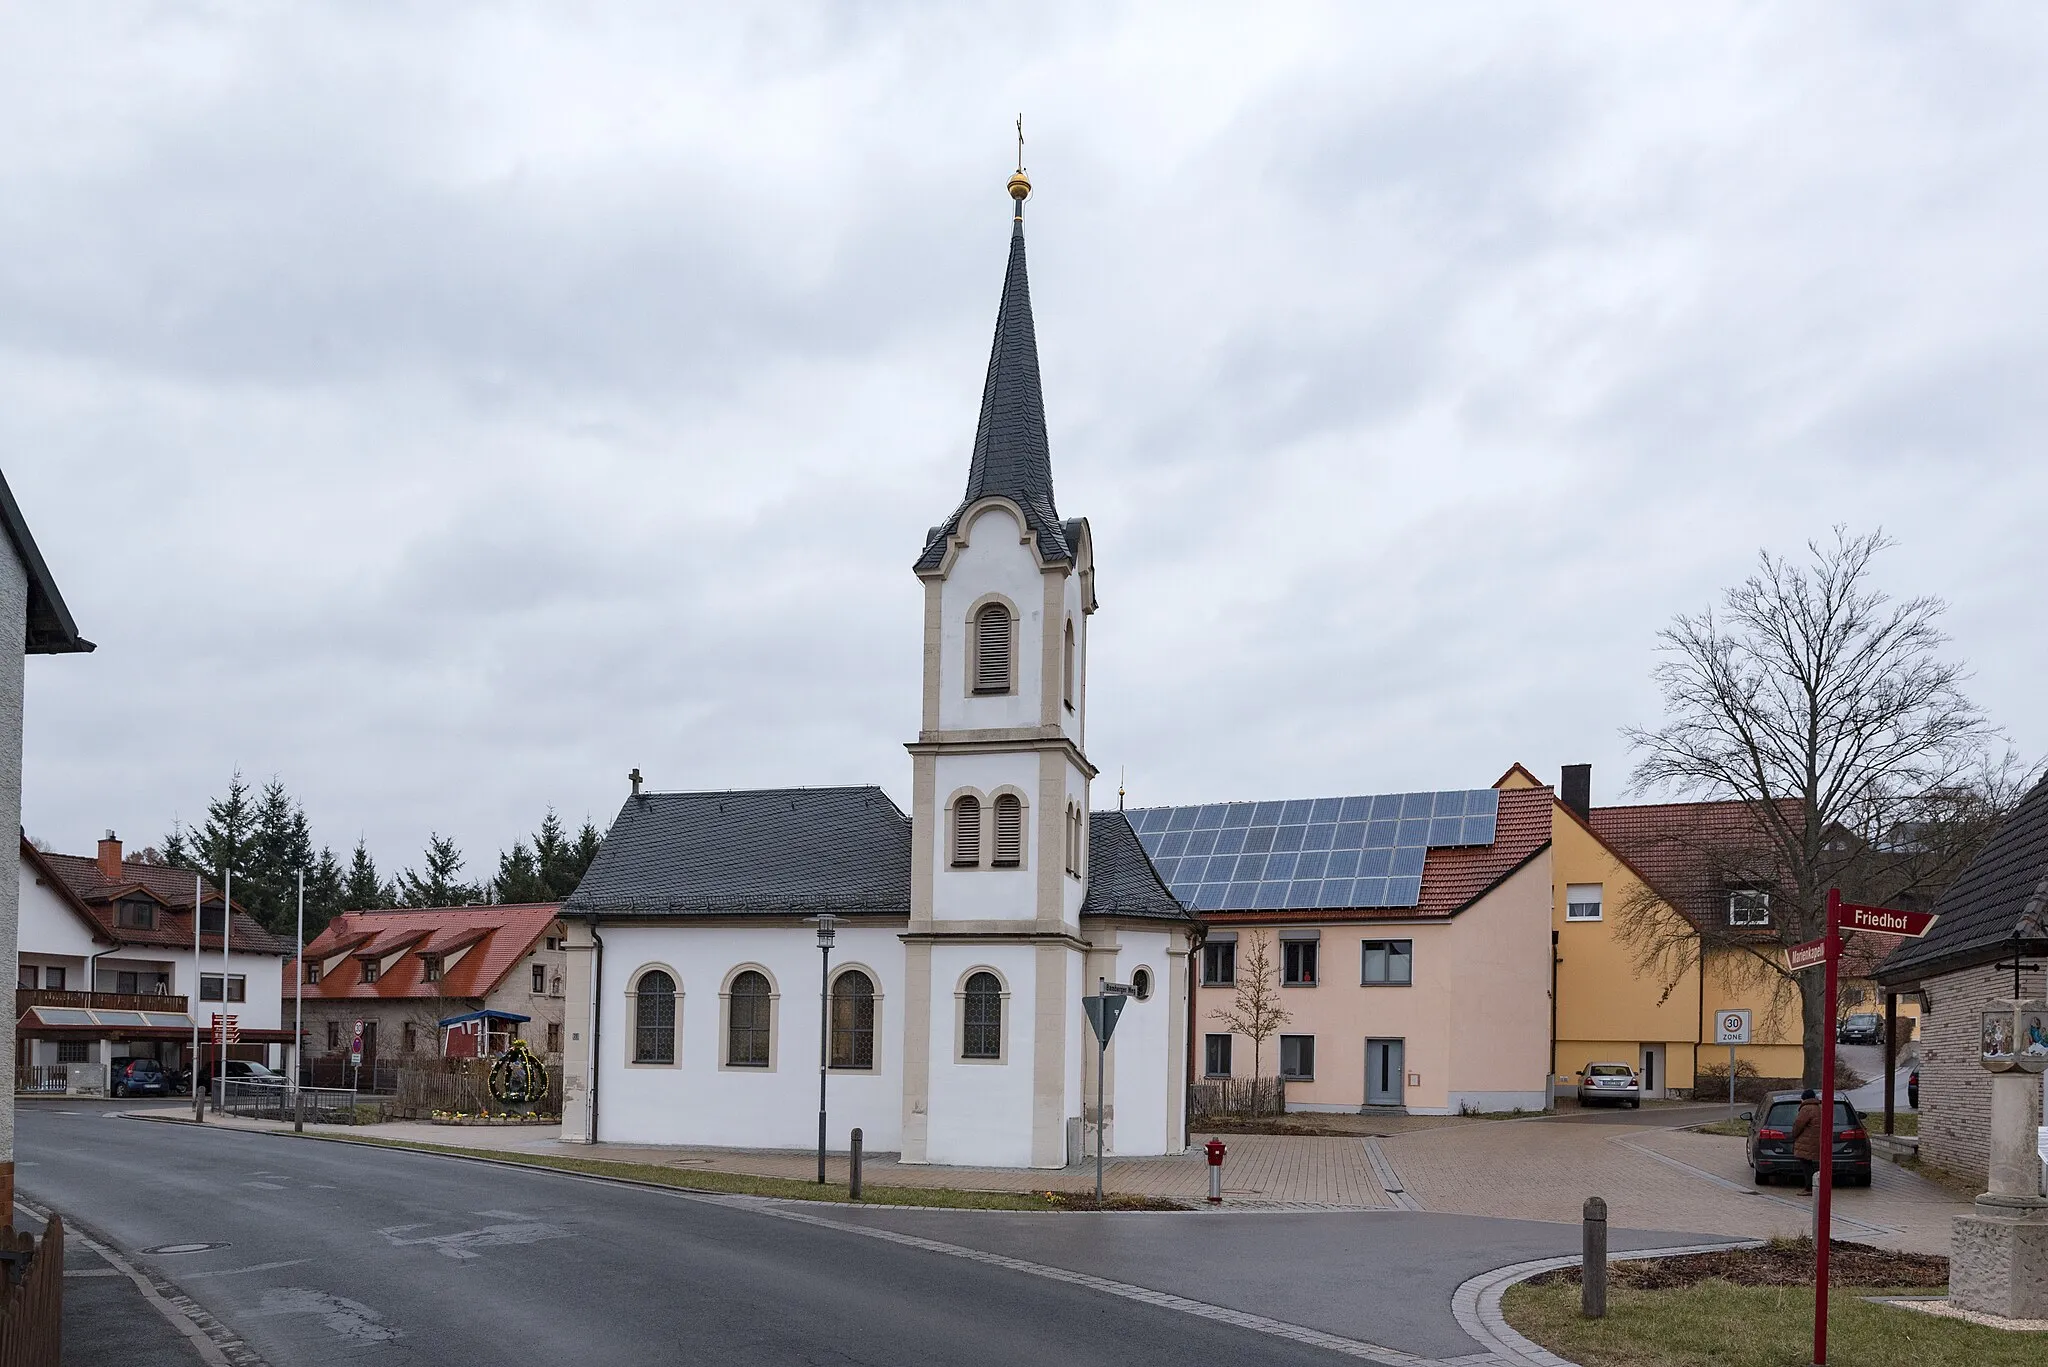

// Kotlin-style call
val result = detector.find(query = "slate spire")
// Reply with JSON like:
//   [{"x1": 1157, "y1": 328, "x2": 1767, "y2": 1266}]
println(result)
[{"x1": 915, "y1": 171, "x2": 1071, "y2": 570}]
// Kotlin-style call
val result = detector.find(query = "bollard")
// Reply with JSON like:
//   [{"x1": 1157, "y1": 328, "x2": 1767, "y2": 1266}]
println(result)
[
  {"x1": 295, "y1": 1087, "x2": 306, "y2": 1134},
  {"x1": 193, "y1": 1082, "x2": 205, "y2": 1124},
  {"x1": 849, "y1": 1127, "x2": 863, "y2": 1202},
  {"x1": 1582, "y1": 1196, "x2": 1608, "y2": 1319}
]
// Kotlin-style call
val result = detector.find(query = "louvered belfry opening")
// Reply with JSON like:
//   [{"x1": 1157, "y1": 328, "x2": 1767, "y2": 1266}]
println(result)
[
  {"x1": 973, "y1": 603, "x2": 1012, "y2": 693},
  {"x1": 952, "y1": 795, "x2": 982, "y2": 866},
  {"x1": 992, "y1": 794, "x2": 1023, "y2": 867}
]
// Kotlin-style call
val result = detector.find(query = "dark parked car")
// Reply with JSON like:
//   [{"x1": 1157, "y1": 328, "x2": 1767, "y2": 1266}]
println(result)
[
  {"x1": 1837, "y1": 1013, "x2": 1882, "y2": 1045},
  {"x1": 1745, "y1": 1091, "x2": 1872, "y2": 1187},
  {"x1": 109, "y1": 1057, "x2": 174, "y2": 1098},
  {"x1": 199, "y1": 1060, "x2": 289, "y2": 1089}
]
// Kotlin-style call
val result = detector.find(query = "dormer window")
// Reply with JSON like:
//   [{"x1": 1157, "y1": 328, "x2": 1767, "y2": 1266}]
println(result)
[
  {"x1": 199, "y1": 903, "x2": 225, "y2": 935},
  {"x1": 972, "y1": 603, "x2": 1012, "y2": 694},
  {"x1": 116, "y1": 898, "x2": 155, "y2": 930},
  {"x1": 992, "y1": 794, "x2": 1023, "y2": 868},
  {"x1": 360, "y1": 958, "x2": 380, "y2": 984},
  {"x1": 421, "y1": 955, "x2": 441, "y2": 983},
  {"x1": 1728, "y1": 889, "x2": 1771, "y2": 927},
  {"x1": 952, "y1": 795, "x2": 982, "y2": 866},
  {"x1": 305, "y1": 961, "x2": 321, "y2": 985}
]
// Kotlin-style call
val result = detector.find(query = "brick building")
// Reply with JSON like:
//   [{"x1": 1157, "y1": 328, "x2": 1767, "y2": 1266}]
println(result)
[{"x1": 1877, "y1": 774, "x2": 2048, "y2": 1189}]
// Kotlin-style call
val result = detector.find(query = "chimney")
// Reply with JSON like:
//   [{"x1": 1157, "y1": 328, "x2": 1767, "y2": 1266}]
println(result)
[
  {"x1": 97, "y1": 830, "x2": 123, "y2": 880},
  {"x1": 1561, "y1": 765, "x2": 1592, "y2": 822}
]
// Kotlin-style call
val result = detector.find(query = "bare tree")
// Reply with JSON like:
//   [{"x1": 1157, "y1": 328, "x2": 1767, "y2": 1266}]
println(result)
[
  {"x1": 1621, "y1": 528, "x2": 1996, "y2": 1086},
  {"x1": 1209, "y1": 932, "x2": 1290, "y2": 1115}
]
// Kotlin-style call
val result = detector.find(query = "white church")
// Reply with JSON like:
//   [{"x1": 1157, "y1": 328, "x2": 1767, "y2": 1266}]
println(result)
[{"x1": 557, "y1": 168, "x2": 1196, "y2": 1167}]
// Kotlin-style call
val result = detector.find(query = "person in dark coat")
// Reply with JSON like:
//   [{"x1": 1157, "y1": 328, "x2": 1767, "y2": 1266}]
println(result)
[{"x1": 1790, "y1": 1088, "x2": 1824, "y2": 1193}]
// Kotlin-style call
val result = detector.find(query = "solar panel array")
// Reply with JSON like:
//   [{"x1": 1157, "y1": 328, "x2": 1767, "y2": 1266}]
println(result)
[{"x1": 1128, "y1": 789, "x2": 1499, "y2": 912}]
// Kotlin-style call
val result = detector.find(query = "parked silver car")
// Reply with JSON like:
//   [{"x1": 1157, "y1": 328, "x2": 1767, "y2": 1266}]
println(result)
[{"x1": 1577, "y1": 1062, "x2": 1641, "y2": 1108}]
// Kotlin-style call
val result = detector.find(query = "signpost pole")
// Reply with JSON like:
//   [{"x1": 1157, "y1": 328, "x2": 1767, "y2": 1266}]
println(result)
[
  {"x1": 1095, "y1": 1026, "x2": 1107, "y2": 1205},
  {"x1": 1813, "y1": 888, "x2": 1841, "y2": 1366},
  {"x1": 1729, "y1": 1044, "x2": 1736, "y2": 1111}
]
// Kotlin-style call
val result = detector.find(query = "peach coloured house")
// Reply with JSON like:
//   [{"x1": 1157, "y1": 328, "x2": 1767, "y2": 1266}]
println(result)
[{"x1": 1147, "y1": 784, "x2": 1554, "y2": 1115}]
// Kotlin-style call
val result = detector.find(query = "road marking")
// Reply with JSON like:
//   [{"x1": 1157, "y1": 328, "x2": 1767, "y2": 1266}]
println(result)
[
  {"x1": 734, "y1": 1200, "x2": 1445, "y2": 1365},
  {"x1": 184, "y1": 1260, "x2": 312, "y2": 1280},
  {"x1": 15, "y1": 1199, "x2": 264, "y2": 1367},
  {"x1": 377, "y1": 1219, "x2": 571, "y2": 1260},
  {"x1": 474, "y1": 1209, "x2": 541, "y2": 1220},
  {"x1": 1610, "y1": 1136, "x2": 1892, "y2": 1236},
  {"x1": 242, "y1": 1182, "x2": 286, "y2": 1191}
]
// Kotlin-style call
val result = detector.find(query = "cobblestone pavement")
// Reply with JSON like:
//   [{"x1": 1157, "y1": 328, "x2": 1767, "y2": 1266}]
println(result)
[{"x1": 140, "y1": 1103, "x2": 1971, "y2": 1249}]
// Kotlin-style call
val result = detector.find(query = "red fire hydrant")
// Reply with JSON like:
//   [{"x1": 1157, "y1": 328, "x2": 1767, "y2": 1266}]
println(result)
[{"x1": 1204, "y1": 1138, "x2": 1228, "y2": 1204}]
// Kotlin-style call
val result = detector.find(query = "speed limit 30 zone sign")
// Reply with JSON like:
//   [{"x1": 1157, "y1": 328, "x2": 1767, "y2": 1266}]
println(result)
[{"x1": 1715, "y1": 1010, "x2": 1752, "y2": 1045}]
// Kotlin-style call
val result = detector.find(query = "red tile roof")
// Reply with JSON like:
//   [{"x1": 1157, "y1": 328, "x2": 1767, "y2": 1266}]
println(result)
[
  {"x1": 1585, "y1": 799, "x2": 1793, "y2": 935},
  {"x1": 37, "y1": 849, "x2": 294, "y2": 956},
  {"x1": 1203, "y1": 785, "x2": 1554, "y2": 925},
  {"x1": 291, "y1": 904, "x2": 562, "y2": 1002}
]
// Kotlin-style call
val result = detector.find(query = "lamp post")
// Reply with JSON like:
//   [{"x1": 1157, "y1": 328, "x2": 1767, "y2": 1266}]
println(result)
[{"x1": 815, "y1": 913, "x2": 836, "y2": 1184}]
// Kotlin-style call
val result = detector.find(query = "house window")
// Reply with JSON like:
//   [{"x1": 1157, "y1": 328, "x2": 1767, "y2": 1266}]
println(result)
[
  {"x1": 199, "y1": 904, "x2": 226, "y2": 935},
  {"x1": 58, "y1": 1041, "x2": 91, "y2": 1064},
  {"x1": 992, "y1": 794, "x2": 1023, "y2": 868},
  {"x1": 115, "y1": 899, "x2": 155, "y2": 930},
  {"x1": 199, "y1": 974, "x2": 246, "y2": 1002},
  {"x1": 531, "y1": 964, "x2": 546, "y2": 994},
  {"x1": 1204, "y1": 1033, "x2": 1233, "y2": 1077},
  {"x1": 359, "y1": 958, "x2": 381, "y2": 984},
  {"x1": 326, "y1": 1021, "x2": 340, "y2": 1051},
  {"x1": 1565, "y1": 884, "x2": 1603, "y2": 921},
  {"x1": 1201, "y1": 940, "x2": 1236, "y2": 986},
  {"x1": 1361, "y1": 940, "x2": 1413, "y2": 986},
  {"x1": 544, "y1": 937, "x2": 561, "y2": 951},
  {"x1": 1729, "y1": 889, "x2": 1771, "y2": 926},
  {"x1": 1282, "y1": 940, "x2": 1318, "y2": 986},
  {"x1": 829, "y1": 970, "x2": 876, "y2": 1070},
  {"x1": 16, "y1": 967, "x2": 34, "y2": 990},
  {"x1": 402, "y1": 1022, "x2": 417, "y2": 1053},
  {"x1": 634, "y1": 970, "x2": 677, "y2": 1064},
  {"x1": 116, "y1": 971, "x2": 139, "y2": 994},
  {"x1": 972, "y1": 602, "x2": 1012, "y2": 694},
  {"x1": 45, "y1": 967, "x2": 64, "y2": 991},
  {"x1": 726, "y1": 970, "x2": 772, "y2": 1067},
  {"x1": 1063, "y1": 619, "x2": 1075, "y2": 710},
  {"x1": 306, "y1": 961, "x2": 321, "y2": 985},
  {"x1": 1279, "y1": 1034, "x2": 1316, "y2": 1081},
  {"x1": 546, "y1": 1023, "x2": 562, "y2": 1053},
  {"x1": 962, "y1": 971, "x2": 1003, "y2": 1059},
  {"x1": 952, "y1": 795, "x2": 982, "y2": 867}
]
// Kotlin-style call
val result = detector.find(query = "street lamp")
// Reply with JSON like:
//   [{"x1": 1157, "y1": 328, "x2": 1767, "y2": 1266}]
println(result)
[{"x1": 815, "y1": 913, "x2": 836, "y2": 1184}]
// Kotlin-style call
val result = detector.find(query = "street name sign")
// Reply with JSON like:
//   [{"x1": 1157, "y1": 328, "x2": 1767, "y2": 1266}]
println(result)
[
  {"x1": 1714, "y1": 1009, "x2": 1752, "y2": 1045},
  {"x1": 1833, "y1": 902, "x2": 1938, "y2": 937},
  {"x1": 1787, "y1": 939, "x2": 1829, "y2": 973}
]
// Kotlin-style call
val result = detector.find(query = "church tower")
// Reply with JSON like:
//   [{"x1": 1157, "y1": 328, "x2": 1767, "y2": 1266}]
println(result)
[{"x1": 900, "y1": 165, "x2": 1098, "y2": 1167}]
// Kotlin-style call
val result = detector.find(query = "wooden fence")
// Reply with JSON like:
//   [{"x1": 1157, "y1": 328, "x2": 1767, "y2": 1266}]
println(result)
[
  {"x1": 0, "y1": 1213, "x2": 64, "y2": 1367},
  {"x1": 389, "y1": 1060, "x2": 562, "y2": 1120},
  {"x1": 1188, "y1": 1077, "x2": 1286, "y2": 1120}
]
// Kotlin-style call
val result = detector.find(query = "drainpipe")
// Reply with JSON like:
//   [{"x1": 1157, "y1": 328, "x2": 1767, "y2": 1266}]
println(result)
[
  {"x1": 1184, "y1": 924, "x2": 1205, "y2": 1145},
  {"x1": 587, "y1": 922, "x2": 604, "y2": 1144},
  {"x1": 1549, "y1": 930, "x2": 1560, "y2": 1106}
]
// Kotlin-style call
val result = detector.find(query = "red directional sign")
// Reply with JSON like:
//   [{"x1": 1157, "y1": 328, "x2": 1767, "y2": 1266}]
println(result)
[
  {"x1": 1832, "y1": 902, "x2": 1938, "y2": 937},
  {"x1": 1787, "y1": 938, "x2": 1828, "y2": 972}
]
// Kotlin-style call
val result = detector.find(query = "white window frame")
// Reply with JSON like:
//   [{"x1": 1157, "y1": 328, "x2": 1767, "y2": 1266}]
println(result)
[
  {"x1": 1728, "y1": 888, "x2": 1772, "y2": 927},
  {"x1": 1565, "y1": 883, "x2": 1603, "y2": 922}
]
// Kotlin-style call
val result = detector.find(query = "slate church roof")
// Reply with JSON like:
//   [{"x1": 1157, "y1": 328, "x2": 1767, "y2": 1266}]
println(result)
[
  {"x1": 914, "y1": 198, "x2": 1071, "y2": 571},
  {"x1": 1878, "y1": 774, "x2": 2048, "y2": 985},
  {"x1": 563, "y1": 788, "x2": 1190, "y2": 924},
  {"x1": 0, "y1": 467, "x2": 92, "y2": 653}
]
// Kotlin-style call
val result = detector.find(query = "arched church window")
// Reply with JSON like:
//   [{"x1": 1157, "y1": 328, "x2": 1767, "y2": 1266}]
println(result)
[
  {"x1": 962, "y1": 972, "x2": 1002, "y2": 1059},
  {"x1": 952, "y1": 795, "x2": 982, "y2": 866},
  {"x1": 727, "y1": 970, "x2": 772, "y2": 1067},
  {"x1": 992, "y1": 794, "x2": 1023, "y2": 867},
  {"x1": 632, "y1": 970, "x2": 676, "y2": 1064},
  {"x1": 973, "y1": 603, "x2": 1012, "y2": 694},
  {"x1": 829, "y1": 970, "x2": 875, "y2": 1069},
  {"x1": 1063, "y1": 619, "x2": 1075, "y2": 709}
]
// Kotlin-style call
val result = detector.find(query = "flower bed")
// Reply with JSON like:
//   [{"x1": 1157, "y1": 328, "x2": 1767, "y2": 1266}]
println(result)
[{"x1": 430, "y1": 1110, "x2": 561, "y2": 1127}]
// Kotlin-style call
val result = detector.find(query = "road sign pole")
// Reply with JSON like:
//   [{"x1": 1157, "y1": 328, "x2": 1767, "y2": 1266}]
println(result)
[
  {"x1": 1096, "y1": 1028, "x2": 1106, "y2": 1205},
  {"x1": 1729, "y1": 1044, "x2": 1736, "y2": 1110},
  {"x1": 1814, "y1": 887, "x2": 1841, "y2": 1366}
]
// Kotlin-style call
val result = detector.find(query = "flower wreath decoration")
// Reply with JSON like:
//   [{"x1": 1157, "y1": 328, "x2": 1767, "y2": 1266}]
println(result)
[{"x1": 488, "y1": 1037, "x2": 550, "y2": 1106}]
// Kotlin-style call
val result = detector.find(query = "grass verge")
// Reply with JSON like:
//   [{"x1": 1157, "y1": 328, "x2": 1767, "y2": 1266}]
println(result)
[
  {"x1": 1502, "y1": 1280, "x2": 2040, "y2": 1367},
  {"x1": 319, "y1": 1134, "x2": 1183, "y2": 1211}
]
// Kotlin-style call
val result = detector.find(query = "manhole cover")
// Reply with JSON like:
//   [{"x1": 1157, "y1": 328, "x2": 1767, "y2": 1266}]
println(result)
[{"x1": 144, "y1": 1243, "x2": 228, "y2": 1255}]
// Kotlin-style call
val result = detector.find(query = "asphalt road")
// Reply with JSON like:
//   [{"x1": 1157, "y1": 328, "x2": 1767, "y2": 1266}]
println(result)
[{"x1": 22, "y1": 1105, "x2": 1726, "y2": 1366}]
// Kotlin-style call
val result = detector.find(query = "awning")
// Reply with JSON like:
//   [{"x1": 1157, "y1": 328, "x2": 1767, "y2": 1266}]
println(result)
[
  {"x1": 437, "y1": 1009, "x2": 531, "y2": 1028},
  {"x1": 16, "y1": 1004, "x2": 298, "y2": 1043}
]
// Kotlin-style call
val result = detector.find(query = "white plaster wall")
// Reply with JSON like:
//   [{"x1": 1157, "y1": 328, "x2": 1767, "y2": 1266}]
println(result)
[
  {"x1": 925, "y1": 941, "x2": 1040, "y2": 1166},
  {"x1": 1062, "y1": 764, "x2": 1091, "y2": 924},
  {"x1": 1057, "y1": 566, "x2": 1086, "y2": 746},
  {"x1": 208, "y1": 953, "x2": 285, "y2": 1030},
  {"x1": 932, "y1": 750, "x2": 1043, "y2": 922},
  {"x1": 1104, "y1": 930, "x2": 1174, "y2": 1155},
  {"x1": 17, "y1": 872, "x2": 101, "y2": 959},
  {"x1": 936, "y1": 505, "x2": 1046, "y2": 733},
  {"x1": 593, "y1": 923, "x2": 905, "y2": 1150}
]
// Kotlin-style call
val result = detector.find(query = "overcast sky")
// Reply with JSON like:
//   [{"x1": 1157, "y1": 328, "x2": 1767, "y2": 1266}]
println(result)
[{"x1": 7, "y1": 5, "x2": 2043, "y2": 878}]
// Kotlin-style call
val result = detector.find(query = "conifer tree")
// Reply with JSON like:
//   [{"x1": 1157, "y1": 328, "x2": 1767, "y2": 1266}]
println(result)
[
  {"x1": 397, "y1": 834, "x2": 478, "y2": 907},
  {"x1": 341, "y1": 839, "x2": 388, "y2": 911},
  {"x1": 494, "y1": 842, "x2": 548, "y2": 904},
  {"x1": 303, "y1": 846, "x2": 347, "y2": 939}
]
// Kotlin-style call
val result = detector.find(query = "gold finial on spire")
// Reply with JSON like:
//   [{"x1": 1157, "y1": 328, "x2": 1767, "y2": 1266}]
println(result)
[{"x1": 1008, "y1": 113, "x2": 1031, "y2": 203}]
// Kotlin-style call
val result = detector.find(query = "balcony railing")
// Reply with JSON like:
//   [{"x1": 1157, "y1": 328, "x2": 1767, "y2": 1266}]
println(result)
[{"x1": 16, "y1": 989, "x2": 190, "y2": 1014}]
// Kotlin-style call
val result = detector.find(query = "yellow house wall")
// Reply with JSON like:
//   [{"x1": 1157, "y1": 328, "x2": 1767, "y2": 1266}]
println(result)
[
  {"x1": 1193, "y1": 850, "x2": 1553, "y2": 1115},
  {"x1": 1698, "y1": 948, "x2": 1804, "y2": 1080},
  {"x1": 1546, "y1": 805, "x2": 1703, "y2": 1092}
]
